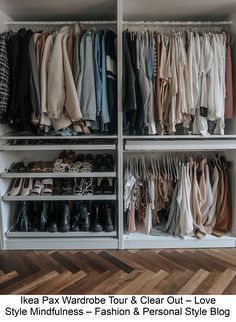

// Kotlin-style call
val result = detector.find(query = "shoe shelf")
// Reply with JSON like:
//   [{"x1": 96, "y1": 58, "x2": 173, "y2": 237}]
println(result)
[
  {"x1": 6, "y1": 230, "x2": 117, "y2": 238},
  {"x1": 123, "y1": 232, "x2": 236, "y2": 249},
  {"x1": 0, "y1": 144, "x2": 117, "y2": 151},
  {"x1": 124, "y1": 139, "x2": 236, "y2": 151},
  {"x1": 3, "y1": 194, "x2": 117, "y2": 201},
  {"x1": 1, "y1": 171, "x2": 117, "y2": 178},
  {"x1": 4, "y1": 237, "x2": 119, "y2": 250},
  {"x1": 1, "y1": 134, "x2": 118, "y2": 140}
]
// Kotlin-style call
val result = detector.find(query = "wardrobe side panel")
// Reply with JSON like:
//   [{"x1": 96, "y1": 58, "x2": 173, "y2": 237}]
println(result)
[
  {"x1": 228, "y1": 13, "x2": 236, "y2": 134},
  {"x1": 225, "y1": 151, "x2": 236, "y2": 238}
]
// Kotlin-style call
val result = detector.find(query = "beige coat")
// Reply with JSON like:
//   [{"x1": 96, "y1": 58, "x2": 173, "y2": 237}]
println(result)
[{"x1": 46, "y1": 26, "x2": 83, "y2": 130}]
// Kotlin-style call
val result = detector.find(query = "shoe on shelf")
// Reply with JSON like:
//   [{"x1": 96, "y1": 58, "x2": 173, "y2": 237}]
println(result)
[
  {"x1": 9, "y1": 178, "x2": 23, "y2": 196},
  {"x1": 8, "y1": 161, "x2": 25, "y2": 173},
  {"x1": 29, "y1": 202, "x2": 41, "y2": 232},
  {"x1": 91, "y1": 204, "x2": 103, "y2": 232},
  {"x1": 105, "y1": 154, "x2": 115, "y2": 171},
  {"x1": 31, "y1": 180, "x2": 44, "y2": 195},
  {"x1": 39, "y1": 202, "x2": 49, "y2": 232},
  {"x1": 21, "y1": 178, "x2": 33, "y2": 196},
  {"x1": 94, "y1": 177, "x2": 104, "y2": 194},
  {"x1": 53, "y1": 179, "x2": 62, "y2": 195},
  {"x1": 70, "y1": 202, "x2": 80, "y2": 232},
  {"x1": 93, "y1": 154, "x2": 115, "y2": 172},
  {"x1": 41, "y1": 178, "x2": 53, "y2": 196},
  {"x1": 103, "y1": 204, "x2": 114, "y2": 232},
  {"x1": 60, "y1": 202, "x2": 70, "y2": 232},
  {"x1": 47, "y1": 202, "x2": 58, "y2": 233},
  {"x1": 61, "y1": 179, "x2": 73, "y2": 195},
  {"x1": 103, "y1": 177, "x2": 115, "y2": 194},
  {"x1": 79, "y1": 204, "x2": 90, "y2": 231},
  {"x1": 12, "y1": 202, "x2": 31, "y2": 232}
]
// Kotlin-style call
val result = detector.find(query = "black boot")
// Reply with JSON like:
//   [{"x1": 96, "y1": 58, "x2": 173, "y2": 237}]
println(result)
[
  {"x1": 70, "y1": 202, "x2": 80, "y2": 232},
  {"x1": 60, "y1": 202, "x2": 70, "y2": 232},
  {"x1": 103, "y1": 204, "x2": 114, "y2": 232},
  {"x1": 13, "y1": 202, "x2": 31, "y2": 232},
  {"x1": 30, "y1": 202, "x2": 41, "y2": 232},
  {"x1": 91, "y1": 204, "x2": 102, "y2": 232},
  {"x1": 47, "y1": 202, "x2": 58, "y2": 233},
  {"x1": 80, "y1": 204, "x2": 90, "y2": 231},
  {"x1": 39, "y1": 202, "x2": 48, "y2": 232}
]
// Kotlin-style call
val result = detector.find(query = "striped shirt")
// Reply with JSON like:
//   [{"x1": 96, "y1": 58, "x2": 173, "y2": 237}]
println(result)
[{"x1": 0, "y1": 32, "x2": 10, "y2": 121}]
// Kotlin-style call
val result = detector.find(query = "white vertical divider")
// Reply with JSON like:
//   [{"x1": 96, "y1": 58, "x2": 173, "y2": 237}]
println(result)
[{"x1": 117, "y1": 0, "x2": 124, "y2": 249}]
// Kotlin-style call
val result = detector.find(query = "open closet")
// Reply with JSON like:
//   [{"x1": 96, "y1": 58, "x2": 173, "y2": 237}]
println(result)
[{"x1": 1, "y1": 0, "x2": 236, "y2": 250}]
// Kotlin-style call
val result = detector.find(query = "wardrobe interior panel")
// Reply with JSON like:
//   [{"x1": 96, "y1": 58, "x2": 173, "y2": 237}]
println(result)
[
  {"x1": 229, "y1": 11, "x2": 236, "y2": 134},
  {"x1": 0, "y1": 0, "x2": 117, "y2": 21},
  {"x1": 122, "y1": 0, "x2": 236, "y2": 21}
]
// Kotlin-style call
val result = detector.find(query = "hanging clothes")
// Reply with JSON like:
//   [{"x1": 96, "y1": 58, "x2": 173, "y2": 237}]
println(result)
[
  {"x1": 0, "y1": 24, "x2": 117, "y2": 135},
  {"x1": 123, "y1": 29, "x2": 233, "y2": 137},
  {"x1": 124, "y1": 153, "x2": 232, "y2": 239}
]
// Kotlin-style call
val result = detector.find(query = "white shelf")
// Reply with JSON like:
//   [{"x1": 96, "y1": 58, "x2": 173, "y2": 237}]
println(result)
[
  {"x1": 1, "y1": 134, "x2": 118, "y2": 140},
  {"x1": 125, "y1": 139, "x2": 236, "y2": 151},
  {"x1": 4, "y1": 237, "x2": 119, "y2": 250},
  {"x1": 6, "y1": 231, "x2": 117, "y2": 238},
  {"x1": 123, "y1": 135, "x2": 236, "y2": 139},
  {"x1": 123, "y1": 232, "x2": 236, "y2": 249},
  {"x1": 0, "y1": 144, "x2": 117, "y2": 151},
  {"x1": 1, "y1": 171, "x2": 117, "y2": 178},
  {"x1": 3, "y1": 194, "x2": 117, "y2": 201}
]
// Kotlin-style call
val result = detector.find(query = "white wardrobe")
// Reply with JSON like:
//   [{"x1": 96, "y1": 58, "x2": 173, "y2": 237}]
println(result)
[{"x1": 0, "y1": 0, "x2": 236, "y2": 250}]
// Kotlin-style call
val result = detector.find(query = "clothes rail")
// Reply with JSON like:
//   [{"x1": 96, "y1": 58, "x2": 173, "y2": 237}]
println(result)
[
  {"x1": 123, "y1": 20, "x2": 232, "y2": 26},
  {"x1": 2, "y1": 20, "x2": 117, "y2": 25}
]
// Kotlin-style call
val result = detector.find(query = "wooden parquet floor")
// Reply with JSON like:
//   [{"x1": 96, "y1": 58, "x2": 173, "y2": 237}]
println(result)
[{"x1": 0, "y1": 249, "x2": 236, "y2": 295}]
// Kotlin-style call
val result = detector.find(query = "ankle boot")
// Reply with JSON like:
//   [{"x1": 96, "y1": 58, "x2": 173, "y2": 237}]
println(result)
[
  {"x1": 92, "y1": 205, "x2": 102, "y2": 232},
  {"x1": 60, "y1": 202, "x2": 70, "y2": 232},
  {"x1": 103, "y1": 205, "x2": 114, "y2": 232},
  {"x1": 80, "y1": 205, "x2": 90, "y2": 231},
  {"x1": 39, "y1": 202, "x2": 48, "y2": 231}
]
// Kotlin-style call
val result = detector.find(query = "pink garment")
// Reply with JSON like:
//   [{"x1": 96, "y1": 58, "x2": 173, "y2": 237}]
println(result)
[{"x1": 128, "y1": 201, "x2": 136, "y2": 233}]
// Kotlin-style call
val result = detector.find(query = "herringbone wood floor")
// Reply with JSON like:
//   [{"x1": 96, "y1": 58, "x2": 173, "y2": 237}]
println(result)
[{"x1": 0, "y1": 249, "x2": 236, "y2": 295}]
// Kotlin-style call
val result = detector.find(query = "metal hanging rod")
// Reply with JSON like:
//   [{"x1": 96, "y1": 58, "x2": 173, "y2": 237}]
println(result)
[
  {"x1": 3, "y1": 20, "x2": 117, "y2": 25},
  {"x1": 123, "y1": 20, "x2": 232, "y2": 26}
]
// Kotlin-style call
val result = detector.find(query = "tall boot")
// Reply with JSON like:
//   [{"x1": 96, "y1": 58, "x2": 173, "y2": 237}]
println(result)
[
  {"x1": 80, "y1": 204, "x2": 90, "y2": 231},
  {"x1": 13, "y1": 202, "x2": 31, "y2": 232},
  {"x1": 92, "y1": 204, "x2": 102, "y2": 232},
  {"x1": 60, "y1": 202, "x2": 70, "y2": 232},
  {"x1": 47, "y1": 202, "x2": 58, "y2": 233},
  {"x1": 103, "y1": 204, "x2": 114, "y2": 232},
  {"x1": 70, "y1": 202, "x2": 80, "y2": 232},
  {"x1": 30, "y1": 201, "x2": 41, "y2": 232},
  {"x1": 39, "y1": 202, "x2": 48, "y2": 231}
]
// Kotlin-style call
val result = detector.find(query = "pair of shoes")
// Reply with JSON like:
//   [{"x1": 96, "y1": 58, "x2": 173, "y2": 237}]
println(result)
[
  {"x1": 91, "y1": 203, "x2": 114, "y2": 232},
  {"x1": 52, "y1": 179, "x2": 73, "y2": 195},
  {"x1": 9, "y1": 178, "x2": 33, "y2": 196},
  {"x1": 93, "y1": 154, "x2": 115, "y2": 172},
  {"x1": 8, "y1": 161, "x2": 27, "y2": 173},
  {"x1": 94, "y1": 178, "x2": 115, "y2": 194},
  {"x1": 58, "y1": 150, "x2": 76, "y2": 164},
  {"x1": 38, "y1": 201, "x2": 71, "y2": 232},
  {"x1": 73, "y1": 178, "x2": 94, "y2": 195},
  {"x1": 31, "y1": 179, "x2": 53, "y2": 196}
]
